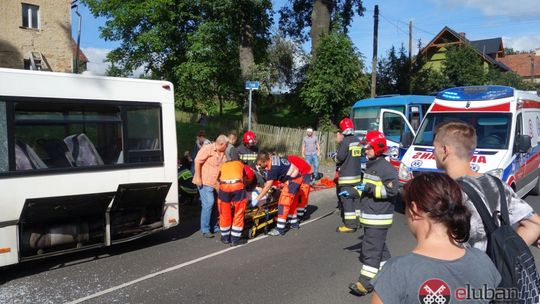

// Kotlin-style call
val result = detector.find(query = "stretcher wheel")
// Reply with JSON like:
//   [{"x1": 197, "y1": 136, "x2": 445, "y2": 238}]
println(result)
[{"x1": 248, "y1": 227, "x2": 256, "y2": 239}]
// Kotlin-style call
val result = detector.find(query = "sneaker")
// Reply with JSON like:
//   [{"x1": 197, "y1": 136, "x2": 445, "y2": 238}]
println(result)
[
  {"x1": 267, "y1": 229, "x2": 284, "y2": 236},
  {"x1": 348, "y1": 281, "x2": 373, "y2": 296},
  {"x1": 336, "y1": 226, "x2": 356, "y2": 233},
  {"x1": 203, "y1": 232, "x2": 214, "y2": 238},
  {"x1": 230, "y1": 239, "x2": 247, "y2": 246}
]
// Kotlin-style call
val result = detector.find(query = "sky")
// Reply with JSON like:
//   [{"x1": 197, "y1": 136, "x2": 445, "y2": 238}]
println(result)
[{"x1": 71, "y1": 0, "x2": 540, "y2": 76}]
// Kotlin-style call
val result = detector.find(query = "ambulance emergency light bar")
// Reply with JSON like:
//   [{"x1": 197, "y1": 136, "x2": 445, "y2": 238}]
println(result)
[{"x1": 437, "y1": 85, "x2": 514, "y2": 101}]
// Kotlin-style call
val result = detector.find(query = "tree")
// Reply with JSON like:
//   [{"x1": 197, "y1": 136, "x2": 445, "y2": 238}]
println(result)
[
  {"x1": 442, "y1": 45, "x2": 486, "y2": 86},
  {"x1": 300, "y1": 30, "x2": 369, "y2": 128},
  {"x1": 376, "y1": 45, "x2": 411, "y2": 95},
  {"x1": 279, "y1": 0, "x2": 365, "y2": 51}
]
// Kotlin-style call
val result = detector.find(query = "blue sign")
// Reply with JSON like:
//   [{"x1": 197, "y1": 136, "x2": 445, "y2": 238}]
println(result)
[
  {"x1": 437, "y1": 85, "x2": 514, "y2": 101},
  {"x1": 245, "y1": 80, "x2": 260, "y2": 90}
]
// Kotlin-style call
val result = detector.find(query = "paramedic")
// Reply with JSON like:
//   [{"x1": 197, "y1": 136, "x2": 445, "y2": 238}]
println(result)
[
  {"x1": 335, "y1": 118, "x2": 363, "y2": 233},
  {"x1": 254, "y1": 152, "x2": 303, "y2": 236},
  {"x1": 217, "y1": 160, "x2": 255, "y2": 246},
  {"x1": 349, "y1": 131, "x2": 399, "y2": 296},
  {"x1": 288, "y1": 155, "x2": 313, "y2": 221}
]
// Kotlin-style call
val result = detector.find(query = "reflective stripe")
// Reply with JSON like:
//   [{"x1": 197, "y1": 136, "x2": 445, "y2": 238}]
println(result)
[
  {"x1": 364, "y1": 174, "x2": 386, "y2": 199},
  {"x1": 355, "y1": 210, "x2": 361, "y2": 217},
  {"x1": 221, "y1": 179, "x2": 241, "y2": 184},
  {"x1": 363, "y1": 173, "x2": 381, "y2": 181},
  {"x1": 277, "y1": 218, "x2": 287, "y2": 223},
  {"x1": 277, "y1": 223, "x2": 286, "y2": 229},
  {"x1": 344, "y1": 212, "x2": 356, "y2": 220},
  {"x1": 286, "y1": 164, "x2": 300, "y2": 178},
  {"x1": 359, "y1": 218, "x2": 393, "y2": 226},
  {"x1": 232, "y1": 225, "x2": 243, "y2": 231},
  {"x1": 231, "y1": 231, "x2": 242, "y2": 237},
  {"x1": 360, "y1": 213, "x2": 393, "y2": 220},
  {"x1": 360, "y1": 265, "x2": 378, "y2": 278},
  {"x1": 220, "y1": 226, "x2": 231, "y2": 232},
  {"x1": 338, "y1": 175, "x2": 362, "y2": 184},
  {"x1": 379, "y1": 261, "x2": 387, "y2": 270},
  {"x1": 220, "y1": 231, "x2": 231, "y2": 236}
]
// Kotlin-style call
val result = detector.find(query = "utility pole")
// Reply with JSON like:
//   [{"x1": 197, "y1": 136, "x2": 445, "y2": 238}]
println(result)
[
  {"x1": 408, "y1": 20, "x2": 412, "y2": 61},
  {"x1": 71, "y1": 0, "x2": 82, "y2": 73},
  {"x1": 370, "y1": 5, "x2": 379, "y2": 98},
  {"x1": 531, "y1": 52, "x2": 535, "y2": 82}
]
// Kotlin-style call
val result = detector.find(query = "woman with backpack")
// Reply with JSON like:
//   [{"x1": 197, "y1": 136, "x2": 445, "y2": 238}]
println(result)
[{"x1": 370, "y1": 172, "x2": 500, "y2": 304}]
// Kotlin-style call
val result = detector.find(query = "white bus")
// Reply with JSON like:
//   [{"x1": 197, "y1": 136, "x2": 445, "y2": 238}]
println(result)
[{"x1": 0, "y1": 68, "x2": 178, "y2": 267}]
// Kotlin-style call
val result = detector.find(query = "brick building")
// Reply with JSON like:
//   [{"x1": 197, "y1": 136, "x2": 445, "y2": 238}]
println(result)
[{"x1": 0, "y1": 0, "x2": 86, "y2": 73}]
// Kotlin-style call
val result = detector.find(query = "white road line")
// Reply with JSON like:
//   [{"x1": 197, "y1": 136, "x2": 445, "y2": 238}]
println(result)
[{"x1": 65, "y1": 209, "x2": 336, "y2": 304}]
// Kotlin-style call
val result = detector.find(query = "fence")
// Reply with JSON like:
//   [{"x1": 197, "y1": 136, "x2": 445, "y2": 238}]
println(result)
[{"x1": 175, "y1": 111, "x2": 338, "y2": 160}]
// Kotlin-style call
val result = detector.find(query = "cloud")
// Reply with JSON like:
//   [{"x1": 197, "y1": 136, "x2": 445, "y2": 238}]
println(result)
[
  {"x1": 431, "y1": 0, "x2": 540, "y2": 17},
  {"x1": 503, "y1": 35, "x2": 540, "y2": 52},
  {"x1": 81, "y1": 47, "x2": 146, "y2": 77}
]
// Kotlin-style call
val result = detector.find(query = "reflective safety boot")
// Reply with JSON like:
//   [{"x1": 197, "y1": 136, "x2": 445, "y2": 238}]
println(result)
[
  {"x1": 336, "y1": 225, "x2": 356, "y2": 233},
  {"x1": 348, "y1": 281, "x2": 373, "y2": 296}
]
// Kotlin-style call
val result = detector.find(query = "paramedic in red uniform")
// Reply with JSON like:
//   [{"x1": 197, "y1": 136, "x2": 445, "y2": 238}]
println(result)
[
  {"x1": 217, "y1": 160, "x2": 255, "y2": 246},
  {"x1": 254, "y1": 152, "x2": 303, "y2": 236},
  {"x1": 287, "y1": 155, "x2": 313, "y2": 221}
]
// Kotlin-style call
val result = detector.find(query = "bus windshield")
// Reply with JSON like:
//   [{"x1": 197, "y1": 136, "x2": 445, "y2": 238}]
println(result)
[
  {"x1": 352, "y1": 106, "x2": 405, "y2": 131},
  {"x1": 414, "y1": 112, "x2": 512, "y2": 149}
]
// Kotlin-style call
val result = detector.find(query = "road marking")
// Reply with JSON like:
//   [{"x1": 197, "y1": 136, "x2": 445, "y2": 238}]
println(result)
[{"x1": 65, "y1": 209, "x2": 337, "y2": 304}]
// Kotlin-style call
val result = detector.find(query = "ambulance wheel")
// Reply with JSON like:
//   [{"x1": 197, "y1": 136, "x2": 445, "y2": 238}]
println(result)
[{"x1": 531, "y1": 176, "x2": 540, "y2": 196}]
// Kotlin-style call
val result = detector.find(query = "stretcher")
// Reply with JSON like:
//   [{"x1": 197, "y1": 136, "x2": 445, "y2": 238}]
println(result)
[{"x1": 243, "y1": 187, "x2": 281, "y2": 239}]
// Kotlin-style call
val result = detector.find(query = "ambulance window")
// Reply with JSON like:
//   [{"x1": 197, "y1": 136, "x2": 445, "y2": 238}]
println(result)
[
  {"x1": 514, "y1": 114, "x2": 523, "y2": 153},
  {"x1": 0, "y1": 102, "x2": 7, "y2": 172}
]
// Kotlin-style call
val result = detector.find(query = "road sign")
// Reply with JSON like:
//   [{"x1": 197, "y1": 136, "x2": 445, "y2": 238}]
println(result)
[{"x1": 245, "y1": 80, "x2": 260, "y2": 90}]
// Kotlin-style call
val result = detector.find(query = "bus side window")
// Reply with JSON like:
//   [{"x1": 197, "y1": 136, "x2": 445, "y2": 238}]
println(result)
[
  {"x1": 410, "y1": 106, "x2": 420, "y2": 131},
  {"x1": 0, "y1": 102, "x2": 7, "y2": 172},
  {"x1": 126, "y1": 106, "x2": 162, "y2": 163}
]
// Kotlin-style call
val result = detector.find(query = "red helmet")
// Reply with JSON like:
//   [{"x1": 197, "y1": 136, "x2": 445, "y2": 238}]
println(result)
[
  {"x1": 243, "y1": 131, "x2": 256, "y2": 145},
  {"x1": 364, "y1": 130, "x2": 387, "y2": 156},
  {"x1": 339, "y1": 118, "x2": 354, "y2": 132}
]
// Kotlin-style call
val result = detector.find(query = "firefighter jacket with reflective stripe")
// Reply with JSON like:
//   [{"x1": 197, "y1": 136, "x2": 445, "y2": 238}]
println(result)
[
  {"x1": 336, "y1": 135, "x2": 363, "y2": 186},
  {"x1": 237, "y1": 145, "x2": 259, "y2": 167},
  {"x1": 359, "y1": 157, "x2": 399, "y2": 228}
]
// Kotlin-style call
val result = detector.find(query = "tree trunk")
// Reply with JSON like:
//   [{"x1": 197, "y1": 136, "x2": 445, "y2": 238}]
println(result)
[
  {"x1": 239, "y1": 9, "x2": 256, "y2": 126},
  {"x1": 218, "y1": 94, "x2": 223, "y2": 116},
  {"x1": 310, "y1": 0, "x2": 332, "y2": 54}
]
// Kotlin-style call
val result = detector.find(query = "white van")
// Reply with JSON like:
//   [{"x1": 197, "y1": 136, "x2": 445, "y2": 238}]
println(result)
[{"x1": 398, "y1": 85, "x2": 540, "y2": 197}]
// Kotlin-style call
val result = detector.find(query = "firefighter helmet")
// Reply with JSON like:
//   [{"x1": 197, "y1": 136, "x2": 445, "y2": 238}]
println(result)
[
  {"x1": 243, "y1": 131, "x2": 256, "y2": 145},
  {"x1": 363, "y1": 130, "x2": 387, "y2": 156},
  {"x1": 339, "y1": 118, "x2": 354, "y2": 133}
]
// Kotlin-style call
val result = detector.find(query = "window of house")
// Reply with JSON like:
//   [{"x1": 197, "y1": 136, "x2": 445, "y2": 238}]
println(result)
[{"x1": 22, "y1": 3, "x2": 39, "y2": 29}]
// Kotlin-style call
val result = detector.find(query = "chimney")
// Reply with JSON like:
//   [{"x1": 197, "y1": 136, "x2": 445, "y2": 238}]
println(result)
[{"x1": 459, "y1": 32, "x2": 466, "y2": 38}]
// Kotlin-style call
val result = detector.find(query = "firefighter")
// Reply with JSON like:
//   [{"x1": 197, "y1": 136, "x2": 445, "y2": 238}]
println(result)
[
  {"x1": 287, "y1": 155, "x2": 313, "y2": 221},
  {"x1": 217, "y1": 159, "x2": 255, "y2": 246},
  {"x1": 254, "y1": 152, "x2": 303, "y2": 236},
  {"x1": 238, "y1": 131, "x2": 259, "y2": 167},
  {"x1": 348, "y1": 130, "x2": 399, "y2": 296},
  {"x1": 335, "y1": 118, "x2": 363, "y2": 233}
]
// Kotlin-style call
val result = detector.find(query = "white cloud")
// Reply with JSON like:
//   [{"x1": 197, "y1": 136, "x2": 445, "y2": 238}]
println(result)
[
  {"x1": 431, "y1": 0, "x2": 540, "y2": 17},
  {"x1": 503, "y1": 35, "x2": 540, "y2": 52},
  {"x1": 81, "y1": 47, "x2": 110, "y2": 75},
  {"x1": 81, "y1": 47, "x2": 146, "y2": 77}
]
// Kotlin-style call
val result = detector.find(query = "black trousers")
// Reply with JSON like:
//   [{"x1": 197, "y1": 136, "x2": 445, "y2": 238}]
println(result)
[{"x1": 360, "y1": 227, "x2": 391, "y2": 279}]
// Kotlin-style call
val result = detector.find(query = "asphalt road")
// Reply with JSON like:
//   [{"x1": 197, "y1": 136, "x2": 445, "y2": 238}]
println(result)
[{"x1": 1, "y1": 189, "x2": 540, "y2": 304}]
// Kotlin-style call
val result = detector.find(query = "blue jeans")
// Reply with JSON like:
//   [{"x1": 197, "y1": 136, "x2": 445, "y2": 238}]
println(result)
[
  {"x1": 198, "y1": 185, "x2": 218, "y2": 234},
  {"x1": 305, "y1": 154, "x2": 319, "y2": 175}
]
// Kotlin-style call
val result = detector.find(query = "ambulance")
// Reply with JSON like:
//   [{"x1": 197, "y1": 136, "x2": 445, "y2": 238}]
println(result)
[{"x1": 397, "y1": 85, "x2": 540, "y2": 197}]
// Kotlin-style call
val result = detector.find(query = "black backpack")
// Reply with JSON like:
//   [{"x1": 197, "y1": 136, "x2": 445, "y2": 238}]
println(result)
[{"x1": 459, "y1": 176, "x2": 540, "y2": 303}]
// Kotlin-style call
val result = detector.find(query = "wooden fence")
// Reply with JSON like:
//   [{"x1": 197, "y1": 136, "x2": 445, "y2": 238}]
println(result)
[{"x1": 175, "y1": 111, "x2": 338, "y2": 159}]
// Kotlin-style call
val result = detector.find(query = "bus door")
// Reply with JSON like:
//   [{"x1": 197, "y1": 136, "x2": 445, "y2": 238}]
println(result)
[
  {"x1": 378, "y1": 109, "x2": 416, "y2": 160},
  {"x1": 108, "y1": 182, "x2": 171, "y2": 244}
]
